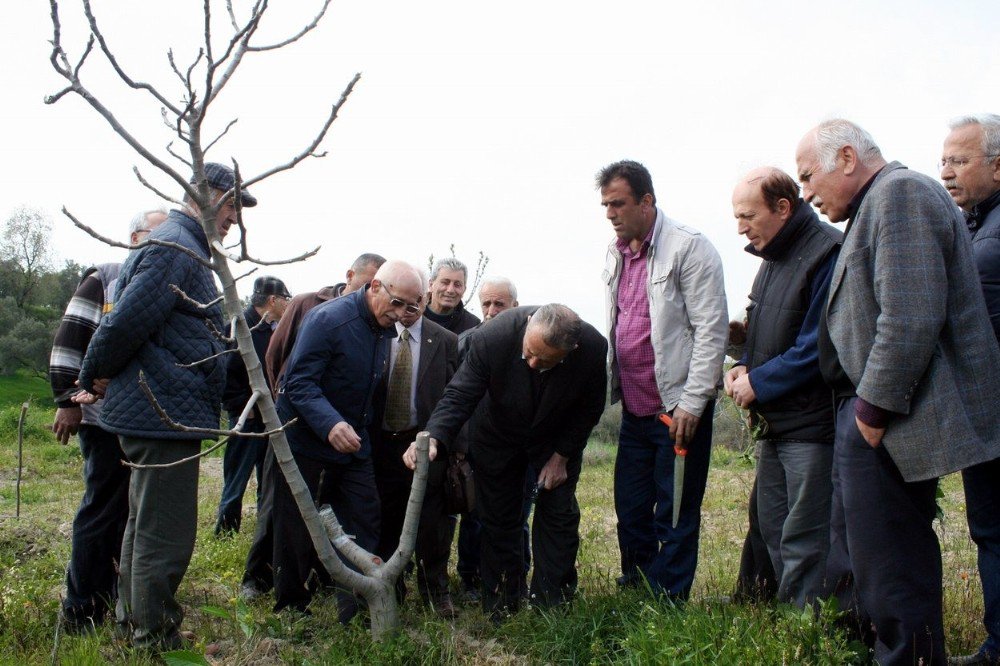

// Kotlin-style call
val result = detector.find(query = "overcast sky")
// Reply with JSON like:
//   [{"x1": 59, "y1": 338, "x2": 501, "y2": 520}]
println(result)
[{"x1": 4, "y1": 1, "x2": 998, "y2": 329}]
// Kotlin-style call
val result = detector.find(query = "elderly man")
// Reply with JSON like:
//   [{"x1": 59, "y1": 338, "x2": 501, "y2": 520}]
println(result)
[
  {"x1": 424, "y1": 257, "x2": 481, "y2": 335},
  {"x1": 270, "y1": 260, "x2": 424, "y2": 620},
  {"x1": 49, "y1": 206, "x2": 166, "y2": 634},
  {"x1": 407, "y1": 304, "x2": 607, "y2": 620},
  {"x1": 795, "y1": 119, "x2": 1000, "y2": 665},
  {"x1": 215, "y1": 276, "x2": 292, "y2": 535},
  {"x1": 78, "y1": 163, "x2": 255, "y2": 650},
  {"x1": 239, "y1": 253, "x2": 385, "y2": 599},
  {"x1": 372, "y1": 274, "x2": 459, "y2": 617},
  {"x1": 725, "y1": 167, "x2": 841, "y2": 608},
  {"x1": 599, "y1": 160, "x2": 728, "y2": 600},
  {"x1": 265, "y1": 253, "x2": 386, "y2": 389},
  {"x1": 454, "y1": 276, "x2": 520, "y2": 600},
  {"x1": 941, "y1": 114, "x2": 1000, "y2": 666}
]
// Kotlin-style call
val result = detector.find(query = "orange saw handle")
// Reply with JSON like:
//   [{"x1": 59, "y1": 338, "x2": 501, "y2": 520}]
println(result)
[{"x1": 657, "y1": 412, "x2": 687, "y2": 456}]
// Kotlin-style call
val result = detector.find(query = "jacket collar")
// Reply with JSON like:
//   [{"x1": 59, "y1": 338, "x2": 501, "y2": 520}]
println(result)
[{"x1": 353, "y1": 286, "x2": 398, "y2": 337}]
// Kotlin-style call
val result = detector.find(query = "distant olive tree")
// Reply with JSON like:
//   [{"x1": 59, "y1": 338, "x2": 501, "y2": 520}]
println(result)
[{"x1": 0, "y1": 207, "x2": 55, "y2": 309}]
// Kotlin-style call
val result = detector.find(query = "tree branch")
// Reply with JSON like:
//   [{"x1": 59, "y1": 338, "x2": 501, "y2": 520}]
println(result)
[
  {"x1": 138, "y1": 371, "x2": 295, "y2": 438},
  {"x1": 170, "y1": 284, "x2": 224, "y2": 309},
  {"x1": 233, "y1": 390, "x2": 262, "y2": 432},
  {"x1": 239, "y1": 72, "x2": 362, "y2": 190},
  {"x1": 204, "y1": 118, "x2": 238, "y2": 155},
  {"x1": 203, "y1": 318, "x2": 234, "y2": 345},
  {"x1": 80, "y1": 0, "x2": 183, "y2": 117},
  {"x1": 174, "y1": 347, "x2": 237, "y2": 369},
  {"x1": 165, "y1": 142, "x2": 193, "y2": 167},
  {"x1": 134, "y1": 166, "x2": 183, "y2": 205},
  {"x1": 123, "y1": 437, "x2": 229, "y2": 469},
  {"x1": 212, "y1": 239, "x2": 322, "y2": 266},
  {"x1": 61, "y1": 208, "x2": 212, "y2": 266},
  {"x1": 248, "y1": 0, "x2": 332, "y2": 51}
]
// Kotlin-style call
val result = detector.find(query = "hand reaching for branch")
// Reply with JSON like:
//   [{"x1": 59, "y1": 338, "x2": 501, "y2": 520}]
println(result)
[
  {"x1": 51, "y1": 406, "x2": 82, "y2": 445},
  {"x1": 327, "y1": 421, "x2": 361, "y2": 453},
  {"x1": 403, "y1": 437, "x2": 438, "y2": 470}
]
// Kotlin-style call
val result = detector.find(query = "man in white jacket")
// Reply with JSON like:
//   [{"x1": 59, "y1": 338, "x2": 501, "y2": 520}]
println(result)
[{"x1": 599, "y1": 160, "x2": 728, "y2": 599}]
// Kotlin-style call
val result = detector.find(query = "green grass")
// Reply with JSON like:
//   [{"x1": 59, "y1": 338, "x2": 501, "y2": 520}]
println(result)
[
  {"x1": 0, "y1": 372, "x2": 51, "y2": 409},
  {"x1": 0, "y1": 397, "x2": 986, "y2": 665}
]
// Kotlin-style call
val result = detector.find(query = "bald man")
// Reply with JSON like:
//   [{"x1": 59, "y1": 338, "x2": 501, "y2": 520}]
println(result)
[
  {"x1": 724, "y1": 167, "x2": 841, "y2": 608},
  {"x1": 269, "y1": 260, "x2": 425, "y2": 620}
]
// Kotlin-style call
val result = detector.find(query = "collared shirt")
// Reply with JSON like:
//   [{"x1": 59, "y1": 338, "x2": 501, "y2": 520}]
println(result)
[
  {"x1": 615, "y1": 226, "x2": 661, "y2": 416},
  {"x1": 384, "y1": 317, "x2": 422, "y2": 430}
]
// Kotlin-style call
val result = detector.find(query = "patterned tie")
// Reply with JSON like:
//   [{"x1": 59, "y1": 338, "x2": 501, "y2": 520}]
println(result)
[{"x1": 385, "y1": 328, "x2": 412, "y2": 431}]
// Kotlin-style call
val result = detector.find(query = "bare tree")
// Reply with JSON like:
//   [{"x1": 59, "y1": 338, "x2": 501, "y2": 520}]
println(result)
[{"x1": 45, "y1": 0, "x2": 428, "y2": 641}]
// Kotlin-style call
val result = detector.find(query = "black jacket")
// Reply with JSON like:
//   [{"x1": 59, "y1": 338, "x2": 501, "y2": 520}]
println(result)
[
  {"x1": 221, "y1": 304, "x2": 274, "y2": 418},
  {"x1": 425, "y1": 306, "x2": 607, "y2": 461},
  {"x1": 743, "y1": 203, "x2": 841, "y2": 441}
]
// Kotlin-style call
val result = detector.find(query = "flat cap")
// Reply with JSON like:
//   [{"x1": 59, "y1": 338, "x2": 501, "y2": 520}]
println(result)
[{"x1": 193, "y1": 162, "x2": 258, "y2": 207}]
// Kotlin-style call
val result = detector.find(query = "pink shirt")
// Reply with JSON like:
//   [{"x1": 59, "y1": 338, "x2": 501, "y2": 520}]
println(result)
[{"x1": 615, "y1": 229, "x2": 661, "y2": 417}]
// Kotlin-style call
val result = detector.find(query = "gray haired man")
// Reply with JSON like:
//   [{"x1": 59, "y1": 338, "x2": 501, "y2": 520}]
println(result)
[
  {"x1": 796, "y1": 119, "x2": 1000, "y2": 665},
  {"x1": 940, "y1": 114, "x2": 1000, "y2": 666},
  {"x1": 49, "y1": 206, "x2": 166, "y2": 634},
  {"x1": 424, "y1": 257, "x2": 481, "y2": 334}
]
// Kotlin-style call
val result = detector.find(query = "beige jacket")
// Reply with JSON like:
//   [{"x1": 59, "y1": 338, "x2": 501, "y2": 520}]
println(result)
[{"x1": 603, "y1": 208, "x2": 728, "y2": 417}]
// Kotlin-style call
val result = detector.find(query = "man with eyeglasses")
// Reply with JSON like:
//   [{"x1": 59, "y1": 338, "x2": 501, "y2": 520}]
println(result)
[
  {"x1": 371, "y1": 272, "x2": 460, "y2": 617},
  {"x1": 214, "y1": 275, "x2": 292, "y2": 535},
  {"x1": 269, "y1": 260, "x2": 424, "y2": 622},
  {"x1": 49, "y1": 206, "x2": 166, "y2": 635},
  {"x1": 795, "y1": 119, "x2": 1000, "y2": 665},
  {"x1": 404, "y1": 304, "x2": 608, "y2": 622},
  {"x1": 940, "y1": 114, "x2": 1000, "y2": 666}
]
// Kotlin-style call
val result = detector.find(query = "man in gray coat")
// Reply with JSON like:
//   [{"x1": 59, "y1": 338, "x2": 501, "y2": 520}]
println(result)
[
  {"x1": 940, "y1": 114, "x2": 1000, "y2": 666},
  {"x1": 795, "y1": 119, "x2": 1000, "y2": 665}
]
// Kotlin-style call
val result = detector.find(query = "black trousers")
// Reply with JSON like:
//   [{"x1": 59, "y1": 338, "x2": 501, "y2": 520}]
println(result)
[
  {"x1": 473, "y1": 441, "x2": 581, "y2": 616},
  {"x1": 63, "y1": 424, "x2": 130, "y2": 623},
  {"x1": 825, "y1": 397, "x2": 945, "y2": 665},
  {"x1": 271, "y1": 450, "x2": 380, "y2": 613},
  {"x1": 374, "y1": 429, "x2": 452, "y2": 600},
  {"x1": 242, "y1": 442, "x2": 276, "y2": 590}
]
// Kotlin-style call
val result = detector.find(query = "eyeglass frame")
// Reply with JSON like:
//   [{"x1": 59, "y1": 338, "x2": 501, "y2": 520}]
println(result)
[
  {"x1": 382, "y1": 284, "x2": 422, "y2": 315},
  {"x1": 939, "y1": 154, "x2": 1000, "y2": 170}
]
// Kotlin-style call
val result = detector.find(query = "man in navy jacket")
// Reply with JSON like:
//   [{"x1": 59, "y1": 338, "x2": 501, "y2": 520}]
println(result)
[{"x1": 269, "y1": 260, "x2": 425, "y2": 621}]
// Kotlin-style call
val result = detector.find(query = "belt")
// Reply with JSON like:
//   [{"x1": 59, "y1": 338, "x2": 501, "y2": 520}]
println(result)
[{"x1": 381, "y1": 427, "x2": 419, "y2": 443}]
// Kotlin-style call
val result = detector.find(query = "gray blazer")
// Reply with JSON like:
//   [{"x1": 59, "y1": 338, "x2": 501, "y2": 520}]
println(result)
[{"x1": 826, "y1": 162, "x2": 1000, "y2": 481}]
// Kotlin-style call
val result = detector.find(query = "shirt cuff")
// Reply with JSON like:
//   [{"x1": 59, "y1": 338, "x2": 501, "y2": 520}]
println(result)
[{"x1": 854, "y1": 397, "x2": 892, "y2": 429}]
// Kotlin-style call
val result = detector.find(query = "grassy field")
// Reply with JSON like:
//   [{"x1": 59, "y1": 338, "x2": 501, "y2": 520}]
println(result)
[{"x1": 0, "y1": 395, "x2": 986, "y2": 665}]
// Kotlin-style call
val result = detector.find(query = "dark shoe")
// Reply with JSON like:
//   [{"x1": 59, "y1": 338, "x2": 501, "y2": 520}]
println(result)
[
  {"x1": 60, "y1": 612, "x2": 98, "y2": 637},
  {"x1": 431, "y1": 594, "x2": 457, "y2": 620},
  {"x1": 458, "y1": 586, "x2": 481, "y2": 604}
]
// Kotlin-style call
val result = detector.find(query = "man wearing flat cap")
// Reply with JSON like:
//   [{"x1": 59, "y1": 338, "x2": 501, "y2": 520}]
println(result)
[
  {"x1": 79, "y1": 162, "x2": 256, "y2": 649},
  {"x1": 215, "y1": 276, "x2": 291, "y2": 535}
]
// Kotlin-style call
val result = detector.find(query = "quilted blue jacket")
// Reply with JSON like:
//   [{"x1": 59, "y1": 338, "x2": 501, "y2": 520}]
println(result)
[{"x1": 78, "y1": 209, "x2": 225, "y2": 440}]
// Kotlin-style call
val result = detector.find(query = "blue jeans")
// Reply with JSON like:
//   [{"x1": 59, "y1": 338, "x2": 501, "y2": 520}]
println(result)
[
  {"x1": 63, "y1": 424, "x2": 130, "y2": 624},
  {"x1": 962, "y1": 455, "x2": 1000, "y2": 659},
  {"x1": 614, "y1": 403, "x2": 714, "y2": 599},
  {"x1": 215, "y1": 415, "x2": 267, "y2": 534}
]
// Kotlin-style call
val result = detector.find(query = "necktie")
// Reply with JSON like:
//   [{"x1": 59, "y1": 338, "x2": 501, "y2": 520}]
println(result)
[{"x1": 385, "y1": 328, "x2": 412, "y2": 431}]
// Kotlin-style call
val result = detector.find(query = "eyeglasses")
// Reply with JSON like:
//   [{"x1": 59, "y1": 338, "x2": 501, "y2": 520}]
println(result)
[
  {"x1": 383, "y1": 285, "x2": 421, "y2": 315},
  {"x1": 940, "y1": 155, "x2": 999, "y2": 170}
]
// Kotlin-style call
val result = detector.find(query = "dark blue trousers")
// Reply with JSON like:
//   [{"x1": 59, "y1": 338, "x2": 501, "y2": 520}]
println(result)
[
  {"x1": 62, "y1": 424, "x2": 131, "y2": 624},
  {"x1": 962, "y1": 456, "x2": 1000, "y2": 659},
  {"x1": 614, "y1": 403, "x2": 714, "y2": 599},
  {"x1": 215, "y1": 415, "x2": 267, "y2": 534},
  {"x1": 825, "y1": 397, "x2": 945, "y2": 665}
]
